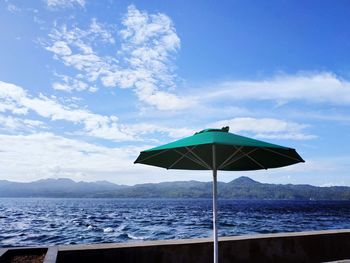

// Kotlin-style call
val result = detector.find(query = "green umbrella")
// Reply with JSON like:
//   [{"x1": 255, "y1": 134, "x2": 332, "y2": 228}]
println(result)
[{"x1": 134, "y1": 126, "x2": 304, "y2": 263}]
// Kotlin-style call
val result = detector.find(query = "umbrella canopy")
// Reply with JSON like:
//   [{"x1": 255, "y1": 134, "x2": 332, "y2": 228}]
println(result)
[
  {"x1": 134, "y1": 127, "x2": 304, "y2": 171},
  {"x1": 134, "y1": 127, "x2": 304, "y2": 263}
]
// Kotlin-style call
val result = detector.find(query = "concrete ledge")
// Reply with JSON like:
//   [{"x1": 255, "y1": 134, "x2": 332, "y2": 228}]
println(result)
[
  {"x1": 0, "y1": 249, "x2": 8, "y2": 258},
  {"x1": 59, "y1": 229, "x2": 350, "y2": 251},
  {"x1": 56, "y1": 229, "x2": 350, "y2": 263},
  {"x1": 44, "y1": 246, "x2": 58, "y2": 263},
  {"x1": 58, "y1": 229, "x2": 350, "y2": 251},
  {"x1": 324, "y1": 260, "x2": 350, "y2": 263},
  {"x1": 2, "y1": 230, "x2": 350, "y2": 263},
  {"x1": 0, "y1": 247, "x2": 47, "y2": 263}
]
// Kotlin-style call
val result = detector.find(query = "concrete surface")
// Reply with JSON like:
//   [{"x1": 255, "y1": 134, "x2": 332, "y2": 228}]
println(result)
[
  {"x1": 57, "y1": 229, "x2": 350, "y2": 263},
  {"x1": 2, "y1": 229, "x2": 350, "y2": 262}
]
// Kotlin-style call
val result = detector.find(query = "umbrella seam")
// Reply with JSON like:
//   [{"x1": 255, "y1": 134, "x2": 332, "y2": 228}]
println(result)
[
  {"x1": 244, "y1": 152, "x2": 267, "y2": 170},
  {"x1": 220, "y1": 148, "x2": 258, "y2": 169},
  {"x1": 170, "y1": 146, "x2": 208, "y2": 169},
  {"x1": 218, "y1": 146, "x2": 243, "y2": 169},
  {"x1": 168, "y1": 149, "x2": 191, "y2": 169},
  {"x1": 262, "y1": 147, "x2": 303, "y2": 162},
  {"x1": 185, "y1": 146, "x2": 212, "y2": 170},
  {"x1": 136, "y1": 149, "x2": 170, "y2": 163}
]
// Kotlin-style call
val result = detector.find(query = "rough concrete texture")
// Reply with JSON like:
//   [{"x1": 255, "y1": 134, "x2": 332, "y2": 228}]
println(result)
[
  {"x1": 55, "y1": 229, "x2": 350, "y2": 263},
  {"x1": 0, "y1": 248, "x2": 47, "y2": 263}
]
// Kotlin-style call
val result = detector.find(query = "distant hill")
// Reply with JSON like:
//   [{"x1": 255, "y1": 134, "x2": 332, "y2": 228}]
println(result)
[
  {"x1": 0, "y1": 178, "x2": 126, "y2": 198},
  {"x1": 1, "y1": 176, "x2": 350, "y2": 200}
]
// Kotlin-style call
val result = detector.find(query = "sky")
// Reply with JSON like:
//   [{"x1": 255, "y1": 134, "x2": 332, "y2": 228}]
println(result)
[{"x1": 1, "y1": 0, "x2": 350, "y2": 186}]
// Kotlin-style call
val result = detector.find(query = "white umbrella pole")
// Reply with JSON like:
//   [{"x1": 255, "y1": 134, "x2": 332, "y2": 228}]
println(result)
[{"x1": 212, "y1": 145, "x2": 218, "y2": 263}]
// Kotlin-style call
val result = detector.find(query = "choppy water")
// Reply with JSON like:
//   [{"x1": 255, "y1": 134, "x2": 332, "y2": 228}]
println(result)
[{"x1": 1, "y1": 198, "x2": 350, "y2": 247}]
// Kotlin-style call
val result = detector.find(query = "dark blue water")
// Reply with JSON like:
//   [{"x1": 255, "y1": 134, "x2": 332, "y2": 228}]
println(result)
[{"x1": 1, "y1": 198, "x2": 350, "y2": 247}]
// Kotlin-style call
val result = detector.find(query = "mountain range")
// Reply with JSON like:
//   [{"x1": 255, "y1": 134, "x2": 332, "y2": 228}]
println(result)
[{"x1": 1, "y1": 176, "x2": 350, "y2": 200}]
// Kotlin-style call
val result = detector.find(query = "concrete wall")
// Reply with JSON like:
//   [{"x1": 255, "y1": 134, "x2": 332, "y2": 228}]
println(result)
[{"x1": 56, "y1": 229, "x2": 350, "y2": 263}]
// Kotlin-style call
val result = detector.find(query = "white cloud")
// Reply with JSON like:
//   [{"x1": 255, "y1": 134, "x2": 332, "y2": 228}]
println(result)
[
  {"x1": 0, "y1": 114, "x2": 45, "y2": 132},
  {"x1": 0, "y1": 81, "x2": 28, "y2": 114},
  {"x1": 135, "y1": 88, "x2": 192, "y2": 111},
  {"x1": 320, "y1": 182, "x2": 346, "y2": 187},
  {"x1": 0, "y1": 132, "x2": 216, "y2": 184},
  {"x1": 45, "y1": 19, "x2": 115, "y2": 84},
  {"x1": 204, "y1": 72, "x2": 350, "y2": 105},
  {"x1": 125, "y1": 123, "x2": 195, "y2": 139},
  {"x1": 44, "y1": 6, "x2": 193, "y2": 110},
  {"x1": 0, "y1": 81, "x2": 134, "y2": 141},
  {"x1": 260, "y1": 155, "x2": 350, "y2": 186},
  {"x1": 0, "y1": 81, "x2": 194, "y2": 141},
  {"x1": 2, "y1": 131, "x2": 350, "y2": 185},
  {"x1": 45, "y1": 0, "x2": 85, "y2": 9},
  {"x1": 0, "y1": 132, "x2": 142, "y2": 182},
  {"x1": 44, "y1": 19, "x2": 117, "y2": 85},
  {"x1": 212, "y1": 117, "x2": 316, "y2": 140},
  {"x1": 7, "y1": 3, "x2": 21, "y2": 13},
  {"x1": 52, "y1": 74, "x2": 97, "y2": 92},
  {"x1": 115, "y1": 5, "x2": 188, "y2": 110},
  {"x1": 46, "y1": 41, "x2": 72, "y2": 56},
  {"x1": 48, "y1": 18, "x2": 115, "y2": 46},
  {"x1": 120, "y1": 5, "x2": 180, "y2": 49}
]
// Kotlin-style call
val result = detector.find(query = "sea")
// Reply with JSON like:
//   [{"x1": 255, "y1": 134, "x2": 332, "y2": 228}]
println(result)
[{"x1": 1, "y1": 198, "x2": 350, "y2": 247}]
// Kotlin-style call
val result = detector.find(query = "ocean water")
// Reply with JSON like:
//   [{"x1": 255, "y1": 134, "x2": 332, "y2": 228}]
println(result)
[{"x1": 0, "y1": 198, "x2": 350, "y2": 247}]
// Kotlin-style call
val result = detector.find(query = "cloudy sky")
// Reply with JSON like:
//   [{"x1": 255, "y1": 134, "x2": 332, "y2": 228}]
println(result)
[{"x1": 1, "y1": 0, "x2": 350, "y2": 186}]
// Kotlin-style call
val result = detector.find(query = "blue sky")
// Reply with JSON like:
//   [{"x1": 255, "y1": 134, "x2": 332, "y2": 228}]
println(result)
[{"x1": 1, "y1": 0, "x2": 350, "y2": 186}]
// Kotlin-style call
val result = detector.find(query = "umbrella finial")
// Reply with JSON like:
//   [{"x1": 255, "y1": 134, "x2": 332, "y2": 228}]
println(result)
[
  {"x1": 222, "y1": 126, "x2": 229, "y2": 132},
  {"x1": 195, "y1": 126, "x2": 230, "y2": 135}
]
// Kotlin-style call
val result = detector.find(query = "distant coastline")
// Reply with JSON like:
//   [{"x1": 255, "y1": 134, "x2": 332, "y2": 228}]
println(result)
[{"x1": 1, "y1": 176, "x2": 350, "y2": 200}]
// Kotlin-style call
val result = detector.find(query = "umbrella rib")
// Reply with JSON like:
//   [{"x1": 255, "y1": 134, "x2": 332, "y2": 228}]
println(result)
[
  {"x1": 169, "y1": 146, "x2": 200, "y2": 169},
  {"x1": 220, "y1": 148, "x2": 258, "y2": 169},
  {"x1": 136, "y1": 149, "x2": 170, "y2": 163},
  {"x1": 168, "y1": 150, "x2": 190, "y2": 169},
  {"x1": 218, "y1": 146, "x2": 243, "y2": 169},
  {"x1": 244, "y1": 153, "x2": 267, "y2": 170},
  {"x1": 173, "y1": 148, "x2": 208, "y2": 169},
  {"x1": 185, "y1": 147, "x2": 212, "y2": 169},
  {"x1": 263, "y1": 147, "x2": 302, "y2": 162}
]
